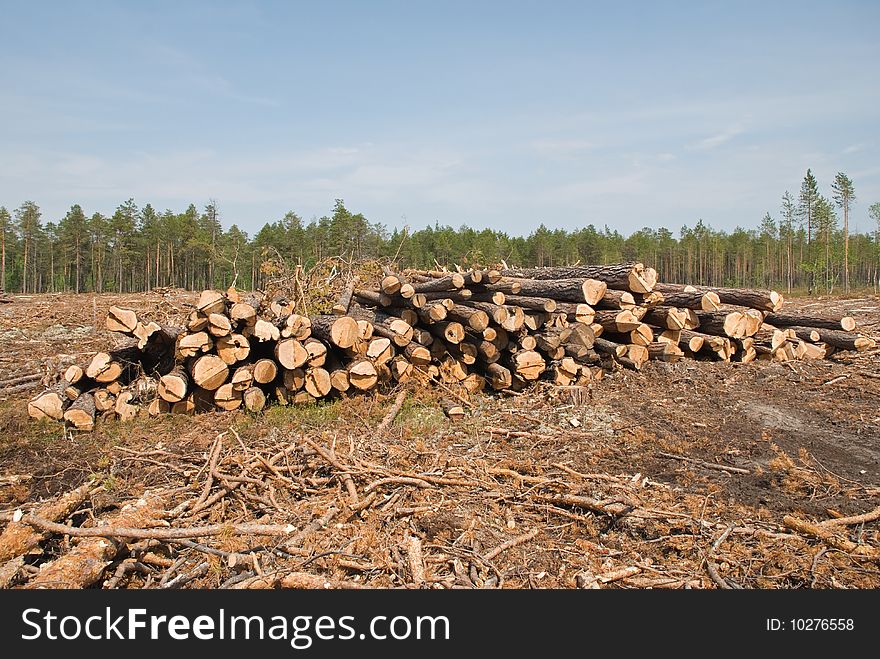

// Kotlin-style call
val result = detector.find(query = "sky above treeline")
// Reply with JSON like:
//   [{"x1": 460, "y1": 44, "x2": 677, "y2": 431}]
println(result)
[{"x1": 1, "y1": 0, "x2": 878, "y2": 236}]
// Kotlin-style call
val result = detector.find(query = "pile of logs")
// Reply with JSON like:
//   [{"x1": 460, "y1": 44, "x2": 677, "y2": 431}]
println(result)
[{"x1": 27, "y1": 262, "x2": 875, "y2": 430}]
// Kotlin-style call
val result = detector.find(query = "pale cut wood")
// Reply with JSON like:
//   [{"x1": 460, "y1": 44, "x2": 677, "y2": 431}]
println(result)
[
  {"x1": 303, "y1": 337, "x2": 328, "y2": 366},
  {"x1": 231, "y1": 365, "x2": 255, "y2": 391},
  {"x1": 279, "y1": 313, "x2": 312, "y2": 340},
  {"x1": 448, "y1": 304, "x2": 489, "y2": 331},
  {"x1": 511, "y1": 350, "x2": 545, "y2": 380},
  {"x1": 243, "y1": 386, "x2": 267, "y2": 412},
  {"x1": 357, "y1": 320, "x2": 374, "y2": 340},
  {"x1": 366, "y1": 337, "x2": 394, "y2": 364},
  {"x1": 283, "y1": 367, "x2": 305, "y2": 391},
  {"x1": 389, "y1": 356, "x2": 411, "y2": 383},
  {"x1": 593, "y1": 309, "x2": 641, "y2": 333},
  {"x1": 304, "y1": 368, "x2": 331, "y2": 397},
  {"x1": 329, "y1": 369, "x2": 350, "y2": 392},
  {"x1": 94, "y1": 389, "x2": 116, "y2": 412},
  {"x1": 348, "y1": 359, "x2": 379, "y2": 391},
  {"x1": 187, "y1": 313, "x2": 209, "y2": 332},
  {"x1": 63, "y1": 364, "x2": 84, "y2": 384},
  {"x1": 486, "y1": 363, "x2": 512, "y2": 390},
  {"x1": 275, "y1": 338, "x2": 309, "y2": 370},
  {"x1": 403, "y1": 342, "x2": 432, "y2": 365},
  {"x1": 28, "y1": 380, "x2": 71, "y2": 420},
  {"x1": 310, "y1": 315, "x2": 360, "y2": 349},
  {"x1": 333, "y1": 276, "x2": 359, "y2": 315},
  {"x1": 216, "y1": 333, "x2": 251, "y2": 365},
  {"x1": 230, "y1": 302, "x2": 257, "y2": 326},
  {"x1": 785, "y1": 326, "x2": 874, "y2": 352},
  {"x1": 247, "y1": 318, "x2": 280, "y2": 342},
  {"x1": 177, "y1": 331, "x2": 212, "y2": 358},
  {"x1": 442, "y1": 399, "x2": 466, "y2": 421},
  {"x1": 158, "y1": 366, "x2": 189, "y2": 402},
  {"x1": 191, "y1": 354, "x2": 229, "y2": 390},
  {"x1": 647, "y1": 341, "x2": 684, "y2": 363},
  {"x1": 85, "y1": 353, "x2": 125, "y2": 384},
  {"x1": 114, "y1": 391, "x2": 138, "y2": 421},
  {"x1": 106, "y1": 306, "x2": 138, "y2": 333},
  {"x1": 214, "y1": 383, "x2": 243, "y2": 411},
  {"x1": 430, "y1": 321, "x2": 465, "y2": 344},
  {"x1": 148, "y1": 398, "x2": 170, "y2": 416},
  {"x1": 197, "y1": 290, "x2": 227, "y2": 315},
  {"x1": 658, "y1": 329, "x2": 681, "y2": 345},
  {"x1": 207, "y1": 313, "x2": 232, "y2": 337},
  {"x1": 64, "y1": 393, "x2": 95, "y2": 430},
  {"x1": 253, "y1": 359, "x2": 278, "y2": 384},
  {"x1": 554, "y1": 302, "x2": 596, "y2": 324},
  {"x1": 501, "y1": 305, "x2": 526, "y2": 331}
]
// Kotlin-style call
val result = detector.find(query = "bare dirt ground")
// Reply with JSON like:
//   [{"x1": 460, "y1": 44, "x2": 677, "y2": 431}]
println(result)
[{"x1": 0, "y1": 291, "x2": 878, "y2": 589}]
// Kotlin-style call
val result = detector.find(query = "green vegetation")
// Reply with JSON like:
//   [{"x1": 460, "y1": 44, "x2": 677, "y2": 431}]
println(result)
[{"x1": 2, "y1": 170, "x2": 878, "y2": 295}]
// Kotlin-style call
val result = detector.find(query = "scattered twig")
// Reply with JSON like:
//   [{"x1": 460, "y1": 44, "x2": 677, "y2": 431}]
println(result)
[
  {"x1": 20, "y1": 515, "x2": 296, "y2": 540},
  {"x1": 482, "y1": 529, "x2": 539, "y2": 562},
  {"x1": 375, "y1": 389, "x2": 408, "y2": 437},
  {"x1": 657, "y1": 451, "x2": 750, "y2": 475}
]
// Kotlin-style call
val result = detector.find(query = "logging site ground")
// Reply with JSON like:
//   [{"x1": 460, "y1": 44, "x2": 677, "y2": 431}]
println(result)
[{"x1": 1, "y1": 290, "x2": 879, "y2": 589}]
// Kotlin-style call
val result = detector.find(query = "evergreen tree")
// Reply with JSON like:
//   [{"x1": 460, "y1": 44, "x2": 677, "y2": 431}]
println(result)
[
  {"x1": 797, "y1": 169, "x2": 820, "y2": 292},
  {"x1": 831, "y1": 172, "x2": 855, "y2": 292}
]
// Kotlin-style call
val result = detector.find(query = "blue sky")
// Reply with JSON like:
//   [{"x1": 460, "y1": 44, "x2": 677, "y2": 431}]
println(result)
[{"x1": 1, "y1": 0, "x2": 878, "y2": 236}]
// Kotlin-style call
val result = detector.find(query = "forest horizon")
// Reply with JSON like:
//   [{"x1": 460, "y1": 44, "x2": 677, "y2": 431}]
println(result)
[{"x1": 2, "y1": 169, "x2": 879, "y2": 296}]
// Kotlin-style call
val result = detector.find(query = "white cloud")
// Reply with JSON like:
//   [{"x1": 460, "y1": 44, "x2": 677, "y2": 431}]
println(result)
[{"x1": 688, "y1": 125, "x2": 746, "y2": 151}]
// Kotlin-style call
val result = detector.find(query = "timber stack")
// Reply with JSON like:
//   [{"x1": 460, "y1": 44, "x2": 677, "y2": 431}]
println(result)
[{"x1": 27, "y1": 262, "x2": 876, "y2": 429}]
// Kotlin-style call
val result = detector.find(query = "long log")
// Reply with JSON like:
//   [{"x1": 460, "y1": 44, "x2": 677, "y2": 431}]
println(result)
[
  {"x1": 501, "y1": 262, "x2": 656, "y2": 293},
  {"x1": 785, "y1": 326, "x2": 874, "y2": 352},
  {"x1": 765, "y1": 312, "x2": 856, "y2": 332},
  {"x1": 502, "y1": 295, "x2": 556, "y2": 312},
  {"x1": 498, "y1": 277, "x2": 607, "y2": 305},
  {"x1": 653, "y1": 282, "x2": 783, "y2": 312}
]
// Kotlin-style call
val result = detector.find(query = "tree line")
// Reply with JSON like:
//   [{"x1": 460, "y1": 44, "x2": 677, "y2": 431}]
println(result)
[{"x1": 2, "y1": 170, "x2": 878, "y2": 296}]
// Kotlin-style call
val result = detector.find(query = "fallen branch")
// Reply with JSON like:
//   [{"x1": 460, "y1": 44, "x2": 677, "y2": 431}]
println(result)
[
  {"x1": 20, "y1": 515, "x2": 296, "y2": 540},
  {"x1": 783, "y1": 514, "x2": 879, "y2": 560},
  {"x1": 375, "y1": 388, "x2": 408, "y2": 437},
  {"x1": 657, "y1": 451, "x2": 750, "y2": 475},
  {"x1": 482, "y1": 529, "x2": 539, "y2": 561}
]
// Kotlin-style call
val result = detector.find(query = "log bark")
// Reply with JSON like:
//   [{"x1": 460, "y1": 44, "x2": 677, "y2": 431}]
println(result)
[
  {"x1": 553, "y1": 303, "x2": 595, "y2": 324},
  {"x1": 501, "y1": 295, "x2": 556, "y2": 312},
  {"x1": 498, "y1": 277, "x2": 607, "y2": 304},
  {"x1": 593, "y1": 309, "x2": 642, "y2": 333},
  {"x1": 785, "y1": 326, "x2": 874, "y2": 351},
  {"x1": 411, "y1": 273, "x2": 465, "y2": 292},
  {"x1": 310, "y1": 315, "x2": 360, "y2": 349},
  {"x1": 595, "y1": 289, "x2": 635, "y2": 310},
  {"x1": 63, "y1": 392, "x2": 96, "y2": 430},
  {"x1": 654, "y1": 282, "x2": 783, "y2": 312},
  {"x1": 650, "y1": 289, "x2": 720, "y2": 311},
  {"x1": 501, "y1": 262, "x2": 656, "y2": 293},
  {"x1": 447, "y1": 304, "x2": 489, "y2": 331},
  {"x1": 764, "y1": 312, "x2": 856, "y2": 332},
  {"x1": 332, "y1": 276, "x2": 359, "y2": 315}
]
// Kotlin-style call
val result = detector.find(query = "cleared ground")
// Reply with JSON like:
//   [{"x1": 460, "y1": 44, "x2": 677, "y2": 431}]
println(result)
[{"x1": 0, "y1": 291, "x2": 878, "y2": 588}]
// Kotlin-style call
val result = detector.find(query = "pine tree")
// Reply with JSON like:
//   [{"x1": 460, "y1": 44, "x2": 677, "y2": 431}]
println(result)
[
  {"x1": 14, "y1": 201, "x2": 41, "y2": 293},
  {"x1": 0, "y1": 206, "x2": 10, "y2": 292},
  {"x1": 797, "y1": 169, "x2": 820, "y2": 292},
  {"x1": 780, "y1": 191, "x2": 796, "y2": 292},
  {"x1": 831, "y1": 172, "x2": 856, "y2": 292},
  {"x1": 59, "y1": 204, "x2": 88, "y2": 293}
]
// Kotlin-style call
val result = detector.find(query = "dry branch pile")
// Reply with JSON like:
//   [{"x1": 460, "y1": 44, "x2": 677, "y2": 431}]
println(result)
[{"x1": 26, "y1": 262, "x2": 875, "y2": 429}]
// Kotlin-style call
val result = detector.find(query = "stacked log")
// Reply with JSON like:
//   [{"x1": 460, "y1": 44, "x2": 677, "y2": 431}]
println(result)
[{"x1": 27, "y1": 263, "x2": 876, "y2": 429}]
